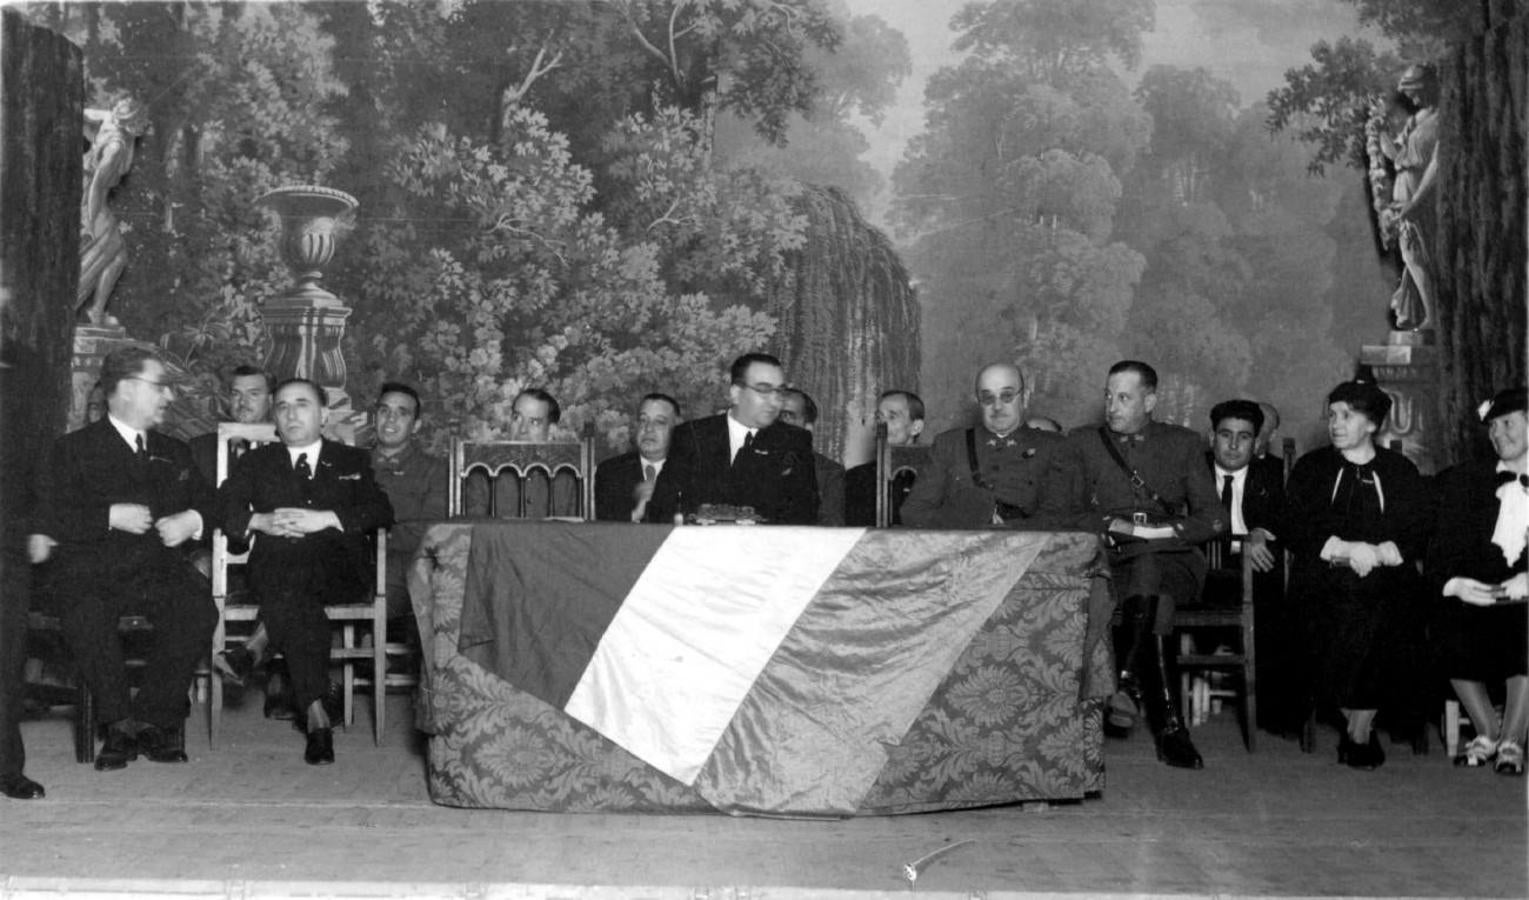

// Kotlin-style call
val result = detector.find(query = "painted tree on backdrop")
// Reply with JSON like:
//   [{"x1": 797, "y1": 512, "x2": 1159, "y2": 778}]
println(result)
[
  {"x1": 892, "y1": 0, "x2": 1153, "y2": 429},
  {"x1": 1266, "y1": 1, "x2": 1460, "y2": 174},
  {"x1": 714, "y1": 6, "x2": 914, "y2": 206},
  {"x1": 1117, "y1": 66, "x2": 1253, "y2": 424},
  {"x1": 333, "y1": 0, "x2": 844, "y2": 449},
  {"x1": 27, "y1": 2, "x2": 349, "y2": 429},
  {"x1": 1116, "y1": 66, "x2": 1351, "y2": 428}
]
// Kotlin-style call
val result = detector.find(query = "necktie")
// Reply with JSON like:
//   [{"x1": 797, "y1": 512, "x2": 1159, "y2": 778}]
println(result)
[
  {"x1": 643, "y1": 463, "x2": 656, "y2": 482},
  {"x1": 294, "y1": 452, "x2": 312, "y2": 481},
  {"x1": 134, "y1": 433, "x2": 146, "y2": 462},
  {"x1": 735, "y1": 430, "x2": 754, "y2": 465},
  {"x1": 1220, "y1": 474, "x2": 1234, "y2": 512}
]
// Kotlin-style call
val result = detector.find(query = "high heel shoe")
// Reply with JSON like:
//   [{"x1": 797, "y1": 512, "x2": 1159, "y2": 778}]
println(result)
[
  {"x1": 1453, "y1": 735, "x2": 1498, "y2": 768},
  {"x1": 1494, "y1": 740, "x2": 1524, "y2": 776}
]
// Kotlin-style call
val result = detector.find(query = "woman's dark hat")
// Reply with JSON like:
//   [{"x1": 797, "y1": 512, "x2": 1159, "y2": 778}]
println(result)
[
  {"x1": 1478, "y1": 387, "x2": 1527, "y2": 423},
  {"x1": 1328, "y1": 379, "x2": 1392, "y2": 425}
]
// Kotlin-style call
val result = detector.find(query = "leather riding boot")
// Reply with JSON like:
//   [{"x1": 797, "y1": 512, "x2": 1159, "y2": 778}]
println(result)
[
  {"x1": 1139, "y1": 627, "x2": 1204, "y2": 770},
  {"x1": 1106, "y1": 595, "x2": 1153, "y2": 737}
]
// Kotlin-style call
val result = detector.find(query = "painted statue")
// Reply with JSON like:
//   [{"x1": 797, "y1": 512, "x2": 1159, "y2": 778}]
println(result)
[
  {"x1": 78, "y1": 98, "x2": 150, "y2": 326},
  {"x1": 1366, "y1": 65, "x2": 1439, "y2": 332}
]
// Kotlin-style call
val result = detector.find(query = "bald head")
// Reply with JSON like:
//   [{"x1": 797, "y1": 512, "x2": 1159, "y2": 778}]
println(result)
[{"x1": 974, "y1": 364, "x2": 1026, "y2": 437}]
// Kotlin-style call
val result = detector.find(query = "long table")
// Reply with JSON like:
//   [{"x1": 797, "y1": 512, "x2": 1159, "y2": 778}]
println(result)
[{"x1": 410, "y1": 520, "x2": 1111, "y2": 817}]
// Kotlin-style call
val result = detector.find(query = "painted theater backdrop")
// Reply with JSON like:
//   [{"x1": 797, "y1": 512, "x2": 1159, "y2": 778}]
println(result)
[{"x1": 15, "y1": 0, "x2": 1468, "y2": 459}]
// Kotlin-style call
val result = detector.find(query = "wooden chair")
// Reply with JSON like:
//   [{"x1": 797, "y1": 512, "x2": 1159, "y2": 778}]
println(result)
[
  {"x1": 873, "y1": 423, "x2": 932, "y2": 528},
  {"x1": 1175, "y1": 541, "x2": 1258, "y2": 751},
  {"x1": 207, "y1": 422, "x2": 396, "y2": 746},
  {"x1": 1173, "y1": 438, "x2": 1295, "y2": 752},
  {"x1": 25, "y1": 611, "x2": 177, "y2": 764},
  {"x1": 449, "y1": 429, "x2": 596, "y2": 520}
]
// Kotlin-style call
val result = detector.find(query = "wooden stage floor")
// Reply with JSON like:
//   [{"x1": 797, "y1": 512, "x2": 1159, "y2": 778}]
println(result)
[{"x1": 1, "y1": 691, "x2": 1524, "y2": 899}]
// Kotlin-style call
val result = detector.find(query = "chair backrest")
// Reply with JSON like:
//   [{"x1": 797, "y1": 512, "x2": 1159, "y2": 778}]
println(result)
[
  {"x1": 210, "y1": 422, "x2": 280, "y2": 601},
  {"x1": 873, "y1": 422, "x2": 933, "y2": 528},
  {"x1": 449, "y1": 429, "x2": 596, "y2": 520}
]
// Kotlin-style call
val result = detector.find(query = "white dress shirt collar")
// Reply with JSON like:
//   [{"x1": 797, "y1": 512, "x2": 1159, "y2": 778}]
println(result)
[
  {"x1": 726, "y1": 414, "x2": 757, "y2": 463},
  {"x1": 107, "y1": 414, "x2": 147, "y2": 454},
  {"x1": 286, "y1": 440, "x2": 323, "y2": 474},
  {"x1": 1213, "y1": 464, "x2": 1249, "y2": 536}
]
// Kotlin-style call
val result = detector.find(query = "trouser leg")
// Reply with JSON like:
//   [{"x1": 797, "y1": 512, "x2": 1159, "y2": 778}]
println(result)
[
  {"x1": 260, "y1": 592, "x2": 332, "y2": 715},
  {"x1": 0, "y1": 549, "x2": 29, "y2": 777},
  {"x1": 130, "y1": 562, "x2": 217, "y2": 729},
  {"x1": 58, "y1": 591, "x2": 132, "y2": 726}
]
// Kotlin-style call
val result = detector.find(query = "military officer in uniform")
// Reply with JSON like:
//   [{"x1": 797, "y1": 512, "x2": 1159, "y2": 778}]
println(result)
[
  {"x1": 901, "y1": 363, "x2": 1062, "y2": 529},
  {"x1": 1038, "y1": 360, "x2": 1226, "y2": 769}
]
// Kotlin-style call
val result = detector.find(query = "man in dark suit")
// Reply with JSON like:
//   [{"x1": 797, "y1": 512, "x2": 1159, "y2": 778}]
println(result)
[
  {"x1": 36, "y1": 347, "x2": 219, "y2": 771},
  {"x1": 220, "y1": 378, "x2": 393, "y2": 765},
  {"x1": 595, "y1": 393, "x2": 681, "y2": 523},
  {"x1": 190, "y1": 366, "x2": 281, "y2": 692},
  {"x1": 1207, "y1": 400, "x2": 1284, "y2": 576},
  {"x1": 647, "y1": 353, "x2": 818, "y2": 525},
  {"x1": 844, "y1": 390, "x2": 926, "y2": 527},
  {"x1": 189, "y1": 365, "x2": 273, "y2": 484},
  {"x1": 1206, "y1": 398, "x2": 1293, "y2": 733},
  {"x1": 902, "y1": 363, "x2": 1062, "y2": 529},
  {"x1": 779, "y1": 388, "x2": 846, "y2": 526}
]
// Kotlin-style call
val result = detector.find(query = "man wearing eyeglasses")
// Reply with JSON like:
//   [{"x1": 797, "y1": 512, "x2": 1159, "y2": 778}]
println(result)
[
  {"x1": 901, "y1": 363, "x2": 1062, "y2": 529},
  {"x1": 35, "y1": 347, "x2": 220, "y2": 771},
  {"x1": 646, "y1": 353, "x2": 818, "y2": 525}
]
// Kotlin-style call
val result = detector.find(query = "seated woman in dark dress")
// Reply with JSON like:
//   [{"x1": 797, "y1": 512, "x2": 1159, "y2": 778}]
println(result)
[
  {"x1": 1428, "y1": 387, "x2": 1529, "y2": 775},
  {"x1": 1284, "y1": 379, "x2": 1431, "y2": 769}
]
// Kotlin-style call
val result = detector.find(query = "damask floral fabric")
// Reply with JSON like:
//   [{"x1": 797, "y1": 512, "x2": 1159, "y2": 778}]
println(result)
[{"x1": 409, "y1": 523, "x2": 1108, "y2": 816}]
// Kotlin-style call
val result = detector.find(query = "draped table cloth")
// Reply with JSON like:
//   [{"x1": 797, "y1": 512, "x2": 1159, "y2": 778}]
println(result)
[{"x1": 410, "y1": 520, "x2": 1111, "y2": 817}]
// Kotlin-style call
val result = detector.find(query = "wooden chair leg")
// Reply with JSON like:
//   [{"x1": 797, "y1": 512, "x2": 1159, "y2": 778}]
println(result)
[
  {"x1": 1444, "y1": 699, "x2": 1462, "y2": 758},
  {"x1": 1243, "y1": 656, "x2": 1257, "y2": 753},
  {"x1": 341, "y1": 623, "x2": 356, "y2": 730},
  {"x1": 208, "y1": 658, "x2": 223, "y2": 748},
  {"x1": 373, "y1": 611, "x2": 386, "y2": 747},
  {"x1": 1300, "y1": 709, "x2": 1317, "y2": 754},
  {"x1": 77, "y1": 682, "x2": 95, "y2": 764}
]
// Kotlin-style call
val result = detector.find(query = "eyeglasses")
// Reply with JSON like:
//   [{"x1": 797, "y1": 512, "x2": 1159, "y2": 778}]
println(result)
[
  {"x1": 737, "y1": 382, "x2": 784, "y2": 398},
  {"x1": 127, "y1": 376, "x2": 173, "y2": 391},
  {"x1": 977, "y1": 390, "x2": 1020, "y2": 407}
]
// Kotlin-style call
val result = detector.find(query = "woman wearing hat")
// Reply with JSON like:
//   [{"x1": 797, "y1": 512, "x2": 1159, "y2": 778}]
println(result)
[
  {"x1": 1428, "y1": 387, "x2": 1529, "y2": 775},
  {"x1": 1283, "y1": 379, "x2": 1432, "y2": 769}
]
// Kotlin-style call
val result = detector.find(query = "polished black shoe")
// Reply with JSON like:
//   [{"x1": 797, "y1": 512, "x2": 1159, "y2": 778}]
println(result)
[
  {"x1": 1155, "y1": 724, "x2": 1205, "y2": 769},
  {"x1": 138, "y1": 725, "x2": 189, "y2": 763},
  {"x1": 304, "y1": 727, "x2": 335, "y2": 765},
  {"x1": 1340, "y1": 732, "x2": 1385, "y2": 770},
  {"x1": 94, "y1": 727, "x2": 138, "y2": 771},
  {"x1": 213, "y1": 645, "x2": 257, "y2": 686},
  {"x1": 0, "y1": 773, "x2": 45, "y2": 800}
]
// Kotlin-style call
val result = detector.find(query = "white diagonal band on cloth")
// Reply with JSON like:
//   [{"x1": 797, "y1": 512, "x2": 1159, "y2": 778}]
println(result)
[{"x1": 563, "y1": 526, "x2": 867, "y2": 784}]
